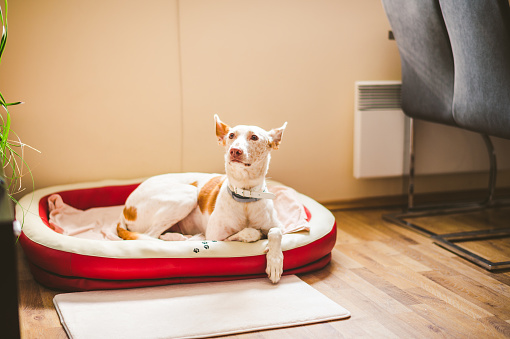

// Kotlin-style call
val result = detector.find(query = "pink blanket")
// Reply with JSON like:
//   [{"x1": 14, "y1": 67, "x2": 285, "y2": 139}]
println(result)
[{"x1": 48, "y1": 186, "x2": 310, "y2": 241}]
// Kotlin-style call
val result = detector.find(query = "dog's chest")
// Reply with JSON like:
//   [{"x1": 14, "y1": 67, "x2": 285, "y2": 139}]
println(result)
[{"x1": 213, "y1": 190, "x2": 273, "y2": 229}]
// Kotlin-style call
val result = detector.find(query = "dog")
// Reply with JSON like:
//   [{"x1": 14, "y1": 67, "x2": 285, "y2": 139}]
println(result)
[{"x1": 116, "y1": 115, "x2": 287, "y2": 283}]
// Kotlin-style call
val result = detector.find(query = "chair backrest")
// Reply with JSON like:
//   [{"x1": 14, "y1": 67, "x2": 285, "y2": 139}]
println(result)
[
  {"x1": 440, "y1": 0, "x2": 510, "y2": 139},
  {"x1": 382, "y1": 0, "x2": 455, "y2": 126}
]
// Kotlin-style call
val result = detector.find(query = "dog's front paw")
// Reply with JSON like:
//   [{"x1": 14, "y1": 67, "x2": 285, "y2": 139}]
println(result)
[{"x1": 265, "y1": 249, "x2": 283, "y2": 284}]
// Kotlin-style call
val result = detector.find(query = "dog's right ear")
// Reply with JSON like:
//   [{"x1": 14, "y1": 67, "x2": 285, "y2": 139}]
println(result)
[
  {"x1": 269, "y1": 122, "x2": 287, "y2": 150},
  {"x1": 215, "y1": 114, "x2": 230, "y2": 146}
]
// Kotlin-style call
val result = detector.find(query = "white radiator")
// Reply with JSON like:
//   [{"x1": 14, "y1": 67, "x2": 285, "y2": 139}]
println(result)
[{"x1": 353, "y1": 81, "x2": 407, "y2": 178}]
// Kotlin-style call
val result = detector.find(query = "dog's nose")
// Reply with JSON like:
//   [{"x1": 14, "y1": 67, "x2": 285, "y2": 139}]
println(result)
[{"x1": 230, "y1": 148, "x2": 243, "y2": 157}]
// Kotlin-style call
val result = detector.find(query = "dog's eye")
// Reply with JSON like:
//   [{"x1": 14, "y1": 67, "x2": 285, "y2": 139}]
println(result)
[
  {"x1": 250, "y1": 134, "x2": 259, "y2": 141},
  {"x1": 229, "y1": 133, "x2": 235, "y2": 139}
]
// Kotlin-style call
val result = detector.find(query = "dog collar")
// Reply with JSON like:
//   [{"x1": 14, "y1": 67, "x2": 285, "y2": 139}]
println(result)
[{"x1": 227, "y1": 184, "x2": 276, "y2": 203}]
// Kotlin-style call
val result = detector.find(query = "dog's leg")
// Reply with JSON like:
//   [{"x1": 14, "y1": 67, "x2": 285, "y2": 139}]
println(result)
[
  {"x1": 226, "y1": 227, "x2": 262, "y2": 242},
  {"x1": 264, "y1": 227, "x2": 283, "y2": 284}
]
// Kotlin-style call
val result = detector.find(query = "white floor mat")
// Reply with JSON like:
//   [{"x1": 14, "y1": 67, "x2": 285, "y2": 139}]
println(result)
[{"x1": 53, "y1": 275, "x2": 350, "y2": 339}]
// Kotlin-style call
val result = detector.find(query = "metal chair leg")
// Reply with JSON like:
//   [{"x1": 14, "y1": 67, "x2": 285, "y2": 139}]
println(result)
[
  {"x1": 407, "y1": 117, "x2": 415, "y2": 210},
  {"x1": 481, "y1": 134, "x2": 497, "y2": 205},
  {"x1": 383, "y1": 128, "x2": 510, "y2": 271}
]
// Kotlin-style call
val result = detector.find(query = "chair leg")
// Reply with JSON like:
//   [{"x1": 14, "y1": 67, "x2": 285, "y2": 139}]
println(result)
[
  {"x1": 382, "y1": 128, "x2": 510, "y2": 271},
  {"x1": 481, "y1": 134, "x2": 497, "y2": 205},
  {"x1": 407, "y1": 117, "x2": 415, "y2": 210}
]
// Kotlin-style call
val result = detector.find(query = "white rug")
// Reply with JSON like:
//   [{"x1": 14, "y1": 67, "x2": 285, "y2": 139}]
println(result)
[{"x1": 53, "y1": 275, "x2": 350, "y2": 339}]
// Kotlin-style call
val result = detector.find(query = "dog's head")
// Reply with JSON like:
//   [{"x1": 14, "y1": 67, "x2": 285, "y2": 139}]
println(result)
[{"x1": 214, "y1": 114, "x2": 287, "y2": 168}]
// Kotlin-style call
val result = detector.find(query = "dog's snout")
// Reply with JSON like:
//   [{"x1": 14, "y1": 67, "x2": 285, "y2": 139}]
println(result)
[{"x1": 230, "y1": 148, "x2": 243, "y2": 157}]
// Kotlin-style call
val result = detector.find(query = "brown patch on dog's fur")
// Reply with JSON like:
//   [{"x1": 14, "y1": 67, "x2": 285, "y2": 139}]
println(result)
[
  {"x1": 190, "y1": 181, "x2": 198, "y2": 187},
  {"x1": 198, "y1": 176, "x2": 226, "y2": 214},
  {"x1": 117, "y1": 223, "x2": 139, "y2": 240},
  {"x1": 123, "y1": 206, "x2": 137, "y2": 222}
]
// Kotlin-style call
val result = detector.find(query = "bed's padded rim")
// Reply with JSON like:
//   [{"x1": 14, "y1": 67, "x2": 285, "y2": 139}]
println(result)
[
  {"x1": 27, "y1": 253, "x2": 332, "y2": 291},
  {"x1": 19, "y1": 224, "x2": 336, "y2": 280},
  {"x1": 20, "y1": 180, "x2": 335, "y2": 260}
]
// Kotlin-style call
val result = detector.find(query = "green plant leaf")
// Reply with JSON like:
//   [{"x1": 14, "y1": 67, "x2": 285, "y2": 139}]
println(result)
[{"x1": 0, "y1": 0, "x2": 8, "y2": 63}]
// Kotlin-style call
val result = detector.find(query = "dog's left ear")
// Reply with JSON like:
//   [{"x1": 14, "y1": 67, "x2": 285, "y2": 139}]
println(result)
[
  {"x1": 215, "y1": 114, "x2": 230, "y2": 146},
  {"x1": 269, "y1": 122, "x2": 287, "y2": 150}
]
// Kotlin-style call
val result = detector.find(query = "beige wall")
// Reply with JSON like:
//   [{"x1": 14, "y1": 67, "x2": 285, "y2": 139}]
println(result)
[
  {"x1": 3, "y1": 0, "x2": 183, "y2": 186},
  {"x1": 1, "y1": 0, "x2": 506, "y2": 202}
]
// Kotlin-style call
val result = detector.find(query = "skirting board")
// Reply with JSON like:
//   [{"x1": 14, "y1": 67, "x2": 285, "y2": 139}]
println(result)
[{"x1": 322, "y1": 187, "x2": 510, "y2": 211}]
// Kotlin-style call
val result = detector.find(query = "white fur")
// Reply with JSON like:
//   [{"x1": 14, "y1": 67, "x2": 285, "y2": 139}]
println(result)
[{"x1": 118, "y1": 115, "x2": 287, "y2": 283}]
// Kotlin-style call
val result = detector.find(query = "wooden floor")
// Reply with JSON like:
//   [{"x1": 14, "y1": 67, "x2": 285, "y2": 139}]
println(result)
[{"x1": 17, "y1": 207, "x2": 510, "y2": 338}]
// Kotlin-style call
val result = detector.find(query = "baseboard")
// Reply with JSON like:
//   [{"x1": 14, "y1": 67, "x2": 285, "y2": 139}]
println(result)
[{"x1": 321, "y1": 187, "x2": 510, "y2": 211}]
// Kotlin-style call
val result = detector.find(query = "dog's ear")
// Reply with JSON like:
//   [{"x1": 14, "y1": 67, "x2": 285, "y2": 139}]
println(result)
[
  {"x1": 269, "y1": 122, "x2": 287, "y2": 150},
  {"x1": 215, "y1": 114, "x2": 230, "y2": 146}
]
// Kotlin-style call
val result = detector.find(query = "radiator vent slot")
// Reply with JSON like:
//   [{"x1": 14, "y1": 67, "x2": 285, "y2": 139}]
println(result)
[
  {"x1": 357, "y1": 82, "x2": 401, "y2": 111},
  {"x1": 354, "y1": 81, "x2": 407, "y2": 178}
]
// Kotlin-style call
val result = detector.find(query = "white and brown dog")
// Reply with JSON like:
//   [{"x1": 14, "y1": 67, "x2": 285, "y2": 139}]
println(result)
[{"x1": 117, "y1": 115, "x2": 287, "y2": 283}]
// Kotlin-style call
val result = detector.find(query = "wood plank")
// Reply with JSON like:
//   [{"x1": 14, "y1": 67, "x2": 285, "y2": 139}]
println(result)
[
  {"x1": 460, "y1": 238, "x2": 510, "y2": 262},
  {"x1": 412, "y1": 243, "x2": 510, "y2": 300},
  {"x1": 332, "y1": 267, "x2": 413, "y2": 315},
  {"x1": 346, "y1": 253, "x2": 492, "y2": 319},
  {"x1": 393, "y1": 310, "x2": 450, "y2": 338},
  {"x1": 408, "y1": 285, "x2": 509, "y2": 338},
  {"x1": 350, "y1": 267, "x2": 421, "y2": 306},
  {"x1": 478, "y1": 317, "x2": 510, "y2": 338},
  {"x1": 422, "y1": 270, "x2": 510, "y2": 319},
  {"x1": 408, "y1": 291, "x2": 502, "y2": 338}
]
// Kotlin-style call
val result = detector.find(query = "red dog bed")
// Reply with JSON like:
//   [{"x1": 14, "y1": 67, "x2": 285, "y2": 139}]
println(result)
[{"x1": 17, "y1": 177, "x2": 337, "y2": 291}]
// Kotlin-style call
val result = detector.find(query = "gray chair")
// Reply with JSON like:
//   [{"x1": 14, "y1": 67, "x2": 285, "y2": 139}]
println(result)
[
  {"x1": 381, "y1": 0, "x2": 510, "y2": 271},
  {"x1": 442, "y1": 0, "x2": 510, "y2": 140}
]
